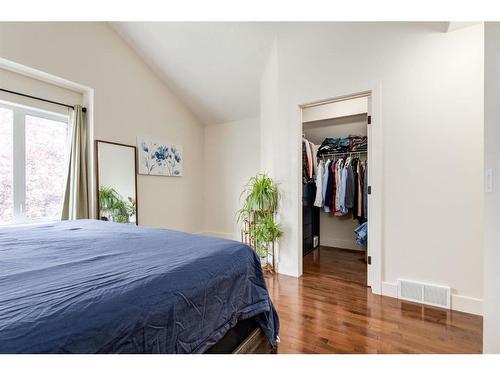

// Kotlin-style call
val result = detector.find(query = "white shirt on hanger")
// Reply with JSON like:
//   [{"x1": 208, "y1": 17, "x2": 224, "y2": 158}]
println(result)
[{"x1": 314, "y1": 160, "x2": 324, "y2": 207}]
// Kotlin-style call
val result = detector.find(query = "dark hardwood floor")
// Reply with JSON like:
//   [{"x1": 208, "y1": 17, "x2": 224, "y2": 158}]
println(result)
[
  {"x1": 304, "y1": 246, "x2": 367, "y2": 285},
  {"x1": 265, "y1": 246, "x2": 483, "y2": 354}
]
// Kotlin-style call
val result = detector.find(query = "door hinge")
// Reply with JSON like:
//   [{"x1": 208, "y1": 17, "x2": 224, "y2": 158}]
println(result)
[
  {"x1": 367, "y1": 185, "x2": 372, "y2": 195},
  {"x1": 367, "y1": 256, "x2": 372, "y2": 265},
  {"x1": 367, "y1": 115, "x2": 372, "y2": 125}
]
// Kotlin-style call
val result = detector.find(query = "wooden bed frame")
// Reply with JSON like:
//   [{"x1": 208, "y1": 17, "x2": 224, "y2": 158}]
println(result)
[
  {"x1": 205, "y1": 320, "x2": 277, "y2": 354},
  {"x1": 233, "y1": 327, "x2": 277, "y2": 354}
]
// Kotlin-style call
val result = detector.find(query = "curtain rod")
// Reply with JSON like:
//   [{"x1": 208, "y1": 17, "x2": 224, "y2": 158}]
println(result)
[{"x1": 0, "y1": 88, "x2": 87, "y2": 113}]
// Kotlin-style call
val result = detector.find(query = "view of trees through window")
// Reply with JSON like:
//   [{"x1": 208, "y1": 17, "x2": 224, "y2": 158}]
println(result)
[
  {"x1": 0, "y1": 103, "x2": 70, "y2": 224},
  {"x1": 25, "y1": 115, "x2": 69, "y2": 220}
]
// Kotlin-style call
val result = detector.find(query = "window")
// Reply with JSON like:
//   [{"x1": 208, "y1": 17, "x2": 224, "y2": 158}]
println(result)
[{"x1": 0, "y1": 101, "x2": 70, "y2": 225}]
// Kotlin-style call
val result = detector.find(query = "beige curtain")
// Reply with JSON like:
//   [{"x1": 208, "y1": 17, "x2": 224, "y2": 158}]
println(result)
[{"x1": 62, "y1": 105, "x2": 89, "y2": 220}]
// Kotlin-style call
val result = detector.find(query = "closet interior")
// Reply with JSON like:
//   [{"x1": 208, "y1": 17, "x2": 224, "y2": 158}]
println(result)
[{"x1": 302, "y1": 95, "x2": 369, "y2": 285}]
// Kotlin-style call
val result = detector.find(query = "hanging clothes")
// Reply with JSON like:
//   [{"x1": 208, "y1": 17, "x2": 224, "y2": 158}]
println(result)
[
  {"x1": 302, "y1": 140, "x2": 309, "y2": 181},
  {"x1": 333, "y1": 159, "x2": 344, "y2": 216},
  {"x1": 345, "y1": 158, "x2": 355, "y2": 210},
  {"x1": 336, "y1": 159, "x2": 342, "y2": 212},
  {"x1": 302, "y1": 138, "x2": 313, "y2": 180},
  {"x1": 322, "y1": 159, "x2": 331, "y2": 212},
  {"x1": 307, "y1": 134, "x2": 369, "y2": 246},
  {"x1": 325, "y1": 159, "x2": 335, "y2": 212},
  {"x1": 351, "y1": 158, "x2": 359, "y2": 218},
  {"x1": 309, "y1": 141, "x2": 318, "y2": 179},
  {"x1": 339, "y1": 156, "x2": 351, "y2": 215},
  {"x1": 363, "y1": 162, "x2": 368, "y2": 219},
  {"x1": 314, "y1": 160, "x2": 324, "y2": 207},
  {"x1": 357, "y1": 160, "x2": 363, "y2": 218},
  {"x1": 339, "y1": 159, "x2": 346, "y2": 214}
]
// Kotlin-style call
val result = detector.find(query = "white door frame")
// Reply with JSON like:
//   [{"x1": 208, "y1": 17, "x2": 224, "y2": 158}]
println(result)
[{"x1": 297, "y1": 84, "x2": 383, "y2": 295}]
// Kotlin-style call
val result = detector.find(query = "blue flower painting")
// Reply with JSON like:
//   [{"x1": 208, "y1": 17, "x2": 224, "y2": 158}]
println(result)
[{"x1": 137, "y1": 137, "x2": 183, "y2": 176}]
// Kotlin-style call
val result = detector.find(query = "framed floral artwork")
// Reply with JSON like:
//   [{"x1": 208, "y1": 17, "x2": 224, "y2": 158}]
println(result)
[{"x1": 137, "y1": 137, "x2": 183, "y2": 176}]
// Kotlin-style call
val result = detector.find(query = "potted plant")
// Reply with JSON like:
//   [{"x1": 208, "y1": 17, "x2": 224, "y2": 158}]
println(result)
[
  {"x1": 238, "y1": 173, "x2": 283, "y2": 270},
  {"x1": 98, "y1": 186, "x2": 135, "y2": 224}
]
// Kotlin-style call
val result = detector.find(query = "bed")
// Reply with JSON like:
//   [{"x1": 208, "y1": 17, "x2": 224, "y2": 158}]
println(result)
[{"x1": 0, "y1": 220, "x2": 279, "y2": 354}]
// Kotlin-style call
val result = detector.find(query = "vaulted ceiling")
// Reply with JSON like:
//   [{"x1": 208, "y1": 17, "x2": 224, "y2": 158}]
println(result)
[
  {"x1": 111, "y1": 22, "x2": 278, "y2": 125},
  {"x1": 111, "y1": 22, "x2": 458, "y2": 126}
]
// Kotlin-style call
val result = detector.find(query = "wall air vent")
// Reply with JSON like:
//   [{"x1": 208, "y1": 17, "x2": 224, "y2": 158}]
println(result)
[{"x1": 397, "y1": 279, "x2": 451, "y2": 309}]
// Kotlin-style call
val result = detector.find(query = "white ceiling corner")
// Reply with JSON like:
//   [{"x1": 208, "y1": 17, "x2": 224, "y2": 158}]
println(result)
[{"x1": 445, "y1": 21, "x2": 482, "y2": 33}]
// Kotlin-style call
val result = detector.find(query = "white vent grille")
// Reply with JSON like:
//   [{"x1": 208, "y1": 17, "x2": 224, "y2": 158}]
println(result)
[
  {"x1": 398, "y1": 279, "x2": 450, "y2": 309},
  {"x1": 400, "y1": 280, "x2": 423, "y2": 302}
]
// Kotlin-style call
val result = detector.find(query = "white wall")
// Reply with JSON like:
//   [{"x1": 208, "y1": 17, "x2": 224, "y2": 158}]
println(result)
[
  {"x1": 483, "y1": 22, "x2": 500, "y2": 353},
  {"x1": 0, "y1": 22, "x2": 204, "y2": 233},
  {"x1": 259, "y1": 38, "x2": 295, "y2": 272},
  {"x1": 261, "y1": 22, "x2": 484, "y2": 314},
  {"x1": 202, "y1": 117, "x2": 261, "y2": 240},
  {"x1": 260, "y1": 38, "x2": 279, "y2": 175}
]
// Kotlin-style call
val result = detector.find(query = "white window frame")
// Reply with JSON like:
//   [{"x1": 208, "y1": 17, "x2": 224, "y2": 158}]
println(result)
[{"x1": 0, "y1": 99, "x2": 70, "y2": 225}]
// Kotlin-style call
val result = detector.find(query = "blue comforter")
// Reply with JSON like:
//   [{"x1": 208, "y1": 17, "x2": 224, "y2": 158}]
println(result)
[{"x1": 0, "y1": 220, "x2": 279, "y2": 353}]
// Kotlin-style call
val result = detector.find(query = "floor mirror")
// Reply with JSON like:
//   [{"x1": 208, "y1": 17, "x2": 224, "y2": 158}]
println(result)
[{"x1": 95, "y1": 140, "x2": 138, "y2": 225}]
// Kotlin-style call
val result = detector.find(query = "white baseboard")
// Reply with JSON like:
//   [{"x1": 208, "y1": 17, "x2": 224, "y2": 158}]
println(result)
[
  {"x1": 320, "y1": 237, "x2": 366, "y2": 251},
  {"x1": 380, "y1": 281, "x2": 482, "y2": 315},
  {"x1": 451, "y1": 294, "x2": 483, "y2": 316},
  {"x1": 200, "y1": 230, "x2": 239, "y2": 241},
  {"x1": 381, "y1": 281, "x2": 398, "y2": 298}
]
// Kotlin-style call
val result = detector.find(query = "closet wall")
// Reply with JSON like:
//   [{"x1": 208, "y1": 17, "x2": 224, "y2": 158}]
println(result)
[{"x1": 303, "y1": 114, "x2": 367, "y2": 250}]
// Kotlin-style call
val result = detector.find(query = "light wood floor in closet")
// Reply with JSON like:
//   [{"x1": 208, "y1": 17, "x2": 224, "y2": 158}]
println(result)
[{"x1": 265, "y1": 246, "x2": 483, "y2": 354}]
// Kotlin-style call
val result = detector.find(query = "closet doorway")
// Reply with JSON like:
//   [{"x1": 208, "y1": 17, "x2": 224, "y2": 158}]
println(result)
[{"x1": 301, "y1": 93, "x2": 371, "y2": 287}]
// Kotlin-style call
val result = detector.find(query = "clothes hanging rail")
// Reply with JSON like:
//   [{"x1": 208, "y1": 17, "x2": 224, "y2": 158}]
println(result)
[
  {"x1": 0, "y1": 88, "x2": 87, "y2": 112},
  {"x1": 319, "y1": 150, "x2": 367, "y2": 159}
]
